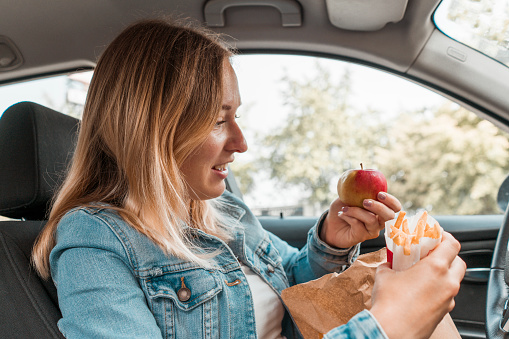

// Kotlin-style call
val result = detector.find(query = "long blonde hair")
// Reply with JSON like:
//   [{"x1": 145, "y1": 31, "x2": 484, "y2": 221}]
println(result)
[{"x1": 33, "y1": 19, "x2": 235, "y2": 279}]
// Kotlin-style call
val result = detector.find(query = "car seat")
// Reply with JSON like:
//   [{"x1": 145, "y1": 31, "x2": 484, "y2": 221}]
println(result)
[{"x1": 0, "y1": 102, "x2": 79, "y2": 338}]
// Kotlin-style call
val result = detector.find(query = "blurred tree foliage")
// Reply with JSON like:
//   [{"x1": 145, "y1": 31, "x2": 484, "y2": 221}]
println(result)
[
  {"x1": 377, "y1": 104, "x2": 509, "y2": 214},
  {"x1": 252, "y1": 61, "x2": 509, "y2": 215},
  {"x1": 261, "y1": 63, "x2": 382, "y2": 209},
  {"x1": 446, "y1": 0, "x2": 509, "y2": 56},
  {"x1": 229, "y1": 160, "x2": 256, "y2": 195}
]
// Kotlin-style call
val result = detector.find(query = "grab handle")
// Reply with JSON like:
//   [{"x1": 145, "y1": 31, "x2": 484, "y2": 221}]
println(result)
[{"x1": 204, "y1": 0, "x2": 302, "y2": 27}]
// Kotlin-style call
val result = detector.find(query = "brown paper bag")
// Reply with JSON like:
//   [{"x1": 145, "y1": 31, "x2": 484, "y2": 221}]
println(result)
[{"x1": 281, "y1": 249, "x2": 461, "y2": 339}]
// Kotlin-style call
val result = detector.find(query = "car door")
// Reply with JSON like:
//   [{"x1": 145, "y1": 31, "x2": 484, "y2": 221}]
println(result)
[{"x1": 230, "y1": 53, "x2": 505, "y2": 339}]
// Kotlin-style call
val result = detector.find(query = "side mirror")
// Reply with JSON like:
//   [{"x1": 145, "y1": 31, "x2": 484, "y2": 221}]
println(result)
[{"x1": 497, "y1": 175, "x2": 509, "y2": 212}]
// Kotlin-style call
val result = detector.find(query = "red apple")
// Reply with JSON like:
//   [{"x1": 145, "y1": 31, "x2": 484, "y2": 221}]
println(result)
[{"x1": 337, "y1": 164, "x2": 387, "y2": 208}]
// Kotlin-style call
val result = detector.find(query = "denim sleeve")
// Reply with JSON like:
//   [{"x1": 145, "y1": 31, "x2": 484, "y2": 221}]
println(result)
[
  {"x1": 50, "y1": 209, "x2": 163, "y2": 339},
  {"x1": 324, "y1": 310, "x2": 389, "y2": 339},
  {"x1": 268, "y1": 211, "x2": 360, "y2": 285}
]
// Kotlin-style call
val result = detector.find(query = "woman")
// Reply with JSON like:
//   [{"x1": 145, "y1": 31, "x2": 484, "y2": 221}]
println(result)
[{"x1": 32, "y1": 19, "x2": 465, "y2": 338}]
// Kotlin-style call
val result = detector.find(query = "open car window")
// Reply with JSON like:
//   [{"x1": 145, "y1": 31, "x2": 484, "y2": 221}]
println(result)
[
  {"x1": 0, "y1": 71, "x2": 92, "y2": 120},
  {"x1": 231, "y1": 54, "x2": 509, "y2": 217}
]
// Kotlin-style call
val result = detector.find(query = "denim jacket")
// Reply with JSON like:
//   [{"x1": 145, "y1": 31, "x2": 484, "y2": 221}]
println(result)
[{"x1": 50, "y1": 191, "x2": 387, "y2": 338}]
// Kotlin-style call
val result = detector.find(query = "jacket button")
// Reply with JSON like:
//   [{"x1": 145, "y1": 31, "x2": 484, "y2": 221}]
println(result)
[
  {"x1": 177, "y1": 287, "x2": 191, "y2": 302},
  {"x1": 178, "y1": 277, "x2": 191, "y2": 302},
  {"x1": 267, "y1": 264, "x2": 275, "y2": 274}
]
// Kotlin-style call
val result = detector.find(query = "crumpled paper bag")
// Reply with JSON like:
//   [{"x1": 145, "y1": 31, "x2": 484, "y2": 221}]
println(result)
[{"x1": 281, "y1": 248, "x2": 460, "y2": 339}]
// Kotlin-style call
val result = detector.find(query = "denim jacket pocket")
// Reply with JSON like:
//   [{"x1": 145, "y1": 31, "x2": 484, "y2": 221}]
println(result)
[{"x1": 145, "y1": 269, "x2": 222, "y2": 338}]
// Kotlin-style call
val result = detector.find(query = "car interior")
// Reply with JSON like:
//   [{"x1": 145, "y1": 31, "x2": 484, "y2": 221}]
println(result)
[{"x1": 1, "y1": 0, "x2": 509, "y2": 338}]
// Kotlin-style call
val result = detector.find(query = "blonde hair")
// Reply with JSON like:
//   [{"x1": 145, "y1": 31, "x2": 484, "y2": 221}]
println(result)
[{"x1": 33, "y1": 19, "x2": 235, "y2": 279}]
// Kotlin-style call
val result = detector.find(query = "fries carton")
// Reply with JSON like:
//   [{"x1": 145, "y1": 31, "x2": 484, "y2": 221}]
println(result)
[{"x1": 385, "y1": 210, "x2": 443, "y2": 271}]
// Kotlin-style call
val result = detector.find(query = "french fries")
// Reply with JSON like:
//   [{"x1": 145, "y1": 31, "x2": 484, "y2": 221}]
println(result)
[{"x1": 384, "y1": 210, "x2": 443, "y2": 271}]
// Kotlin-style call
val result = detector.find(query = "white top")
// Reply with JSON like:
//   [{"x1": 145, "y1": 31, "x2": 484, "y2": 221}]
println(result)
[{"x1": 240, "y1": 263, "x2": 285, "y2": 339}]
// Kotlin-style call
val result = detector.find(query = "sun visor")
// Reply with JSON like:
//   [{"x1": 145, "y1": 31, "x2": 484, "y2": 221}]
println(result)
[{"x1": 325, "y1": 0, "x2": 408, "y2": 31}]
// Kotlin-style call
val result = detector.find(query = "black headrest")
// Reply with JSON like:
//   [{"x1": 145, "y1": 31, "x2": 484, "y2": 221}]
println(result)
[{"x1": 0, "y1": 102, "x2": 79, "y2": 220}]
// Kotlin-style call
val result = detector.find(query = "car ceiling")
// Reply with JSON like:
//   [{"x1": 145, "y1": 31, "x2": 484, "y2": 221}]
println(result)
[{"x1": 1, "y1": 0, "x2": 509, "y2": 130}]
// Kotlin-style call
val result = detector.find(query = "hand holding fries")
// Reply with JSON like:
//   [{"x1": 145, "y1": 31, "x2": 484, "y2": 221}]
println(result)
[
  {"x1": 370, "y1": 232, "x2": 466, "y2": 339},
  {"x1": 320, "y1": 192, "x2": 402, "y2": 248}
]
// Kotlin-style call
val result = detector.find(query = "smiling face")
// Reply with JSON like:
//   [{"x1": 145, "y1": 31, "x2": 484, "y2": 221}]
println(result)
[{"x1": 180, "y1": 60, "x2": 248, "y2": 200}]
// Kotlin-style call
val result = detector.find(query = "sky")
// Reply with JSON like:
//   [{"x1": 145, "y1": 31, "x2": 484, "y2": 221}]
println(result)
[{"x1": 232, "y1": 54, "x2": 444, "y2": 147}]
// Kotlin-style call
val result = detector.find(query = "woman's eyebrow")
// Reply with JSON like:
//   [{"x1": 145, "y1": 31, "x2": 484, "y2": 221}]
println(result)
[{"x1": 222, "y1": 104, "x2": 232, "y2": 110}]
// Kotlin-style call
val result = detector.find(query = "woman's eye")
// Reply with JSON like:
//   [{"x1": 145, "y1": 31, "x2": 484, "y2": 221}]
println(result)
[{"x1": 215, "y1": 115, "x2": 239, "y2": 126}]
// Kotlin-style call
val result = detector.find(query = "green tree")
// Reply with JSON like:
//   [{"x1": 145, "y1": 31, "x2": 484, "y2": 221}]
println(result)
[
  {"x1": 261, "y1": 62, "x2": 385, "y2": 210},
  {"x1": 377, "y1": 103, "x2": 509, "y2": 214},
  {"x1": 239, "y1": 58, "x2": 509, "y2": 216}
]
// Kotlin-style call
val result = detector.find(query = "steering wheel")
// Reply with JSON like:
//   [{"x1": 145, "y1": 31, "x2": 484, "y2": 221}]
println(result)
[{"x1": 486, "y1": 177, "x2": 509, "y2": 339}]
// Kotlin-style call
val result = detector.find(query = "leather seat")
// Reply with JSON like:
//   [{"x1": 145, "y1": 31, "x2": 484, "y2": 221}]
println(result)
[{"x1": 0, "y1": 102, "x2": 79, "y2": 338}]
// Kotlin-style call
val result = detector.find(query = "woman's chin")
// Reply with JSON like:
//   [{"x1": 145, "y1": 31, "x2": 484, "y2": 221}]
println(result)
[{"x1": 190, "y1": 184, "x2": 227, "y2": 201}]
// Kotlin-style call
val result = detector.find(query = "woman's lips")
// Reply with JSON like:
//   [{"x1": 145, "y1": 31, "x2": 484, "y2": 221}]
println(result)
[
  {"x1": 212, "y1": 163, "x2": 229, "y2": 177},
  {"x1": 212, "y1": 164, "x2": 227, "y2": 171}
]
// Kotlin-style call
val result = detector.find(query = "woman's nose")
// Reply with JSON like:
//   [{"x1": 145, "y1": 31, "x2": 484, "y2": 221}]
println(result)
[{"x1": 228, "y1": 123, "x2": 248, "y2": 153}]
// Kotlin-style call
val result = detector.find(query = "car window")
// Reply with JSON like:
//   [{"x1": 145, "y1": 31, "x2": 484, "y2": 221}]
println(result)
[
  {"x1": 1, "y1": 57, "x2": 507, "y2": 219},
  {"x1": 0, "y1": 71, "x2": 92, "y2": 120},
  {"x1": 434, "y1": 0, "x2": 509, "y2": 67},
  {"x1": 231, "y1": 54, "x2": 509, "y2": 217}
]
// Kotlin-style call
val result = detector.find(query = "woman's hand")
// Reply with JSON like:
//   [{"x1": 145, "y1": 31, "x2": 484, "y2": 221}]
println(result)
[
  {"x1": 320, "y1": 192, "x2": 402, "y2": 249},
  {"x1": 370, "y1": 232, "x2": 466, "y2": 339}
]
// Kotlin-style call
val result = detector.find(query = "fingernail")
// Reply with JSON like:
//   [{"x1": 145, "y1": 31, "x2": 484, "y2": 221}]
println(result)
[
  {"x1": 337, "y1": 211, "x2": 343, "y2": 216},
  {"x1": 342, "y1": 206, "x2": 349, "y2": 213},
  {"x1": 378, "y1": 192, "x2": 387, "y2": 200},
  {"x1": 363, "y1": 200, "x2": 373, "y2": 208}
]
